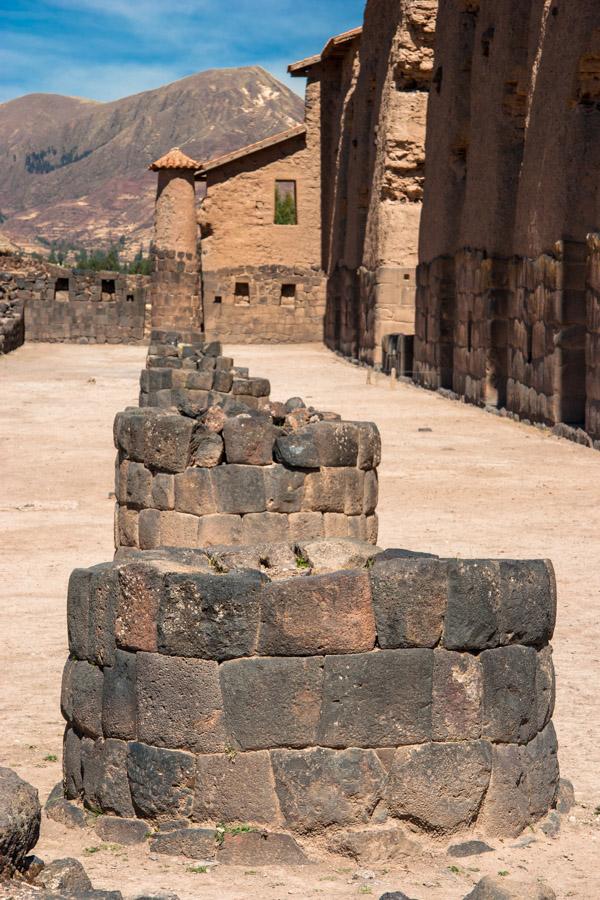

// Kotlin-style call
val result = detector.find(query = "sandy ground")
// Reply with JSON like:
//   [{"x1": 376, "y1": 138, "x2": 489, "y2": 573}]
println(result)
[{"x1": 1, "y1": 342, "x2": 599, "y2": 900}]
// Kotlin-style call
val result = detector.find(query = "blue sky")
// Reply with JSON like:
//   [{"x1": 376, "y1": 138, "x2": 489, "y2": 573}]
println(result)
[{"x1": 0, "y1": 0, "x2": 366, "y2": 104}]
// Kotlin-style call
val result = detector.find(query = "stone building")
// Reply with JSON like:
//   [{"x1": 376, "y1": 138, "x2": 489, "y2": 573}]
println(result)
[
  {"x1": 290, "y1": 4, "x2": 436, "y2": 367},
  {"x1": 414, "y1": 0, "x2": 600, "y2": 444}
]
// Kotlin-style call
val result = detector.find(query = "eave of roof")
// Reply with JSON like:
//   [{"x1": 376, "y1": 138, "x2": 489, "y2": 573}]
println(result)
[
  {"x1": 288, "y1": 26, "x2": 362, "y2": 76},
  {"x1": 196, "y1": 124, "x2": 307, "y2": 176}
]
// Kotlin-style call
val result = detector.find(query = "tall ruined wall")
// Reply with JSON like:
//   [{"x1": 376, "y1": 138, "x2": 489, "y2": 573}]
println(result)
[
  {"x1": 415, "y1": 0, "x2": 600, "y2": 442},
  {"x1": 324, "y1": 1, "x2": 436, "y2": 366}
]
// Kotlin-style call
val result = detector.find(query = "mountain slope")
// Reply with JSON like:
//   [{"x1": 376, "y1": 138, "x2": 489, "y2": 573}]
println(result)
[{"x1": 0, "y1": 67, "x2": 304, "y2": 256}]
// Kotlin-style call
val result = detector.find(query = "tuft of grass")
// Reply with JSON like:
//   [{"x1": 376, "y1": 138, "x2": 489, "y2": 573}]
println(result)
[
  {"x1": 188, "y1": 865, "x2": 208, "y2": 874},
  {"x1": 215, "y1": 822, "x2": 254, "y2": 845},
  {"x1": 358, "y1": 888, "x2": 373, "y2": 896},
  {"x1": 84, "y1": 846, "x2": 101, "y2": 855},
  {"x1": 364, "y1": 557, "x2": 375, "y2": 570},
  {"x1": 448, "y1": 865, "x2": 461, "y2": 874},
  {"x1": 44, "y1": 754, "x2": 58, "y2": 763},
  {"x1": 295, "y1": 553, "x2": 311, "y2": 570},
  {"x1": 498, "y1": 871, "x2": 510, "y2": 877}
]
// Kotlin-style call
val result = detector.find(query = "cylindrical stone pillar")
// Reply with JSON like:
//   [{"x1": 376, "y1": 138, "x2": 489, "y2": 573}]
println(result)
[{"x1": 149, "y1": 148, "x2": 202, "y2": 332}]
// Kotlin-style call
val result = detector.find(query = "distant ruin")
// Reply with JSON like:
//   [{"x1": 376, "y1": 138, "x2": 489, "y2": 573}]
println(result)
[{"x1": 0, "y1": 253, "x2": 148, "y2": 354}]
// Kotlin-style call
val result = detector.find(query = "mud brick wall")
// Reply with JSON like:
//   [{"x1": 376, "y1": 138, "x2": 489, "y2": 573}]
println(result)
[
  {"x1": 202, "y1": 265, "x2": 326, "y2": 344},
  {"x1": 61, "y1": 549, "x2": 559, "y2": 844},
  {"x1": 113, "y1": 401, "x2": 380, "y2": 549}
]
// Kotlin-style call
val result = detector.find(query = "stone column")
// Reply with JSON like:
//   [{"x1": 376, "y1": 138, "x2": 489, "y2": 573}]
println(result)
[{"x1": 149, "y1": 148, "x2": 202, "y2": 334}]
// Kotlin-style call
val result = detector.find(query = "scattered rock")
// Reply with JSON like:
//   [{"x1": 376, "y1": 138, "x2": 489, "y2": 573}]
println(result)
[
  {"x1": 95, "y1": 815, "x2": 151, "y2": 845},
  {"x1": 45, "y1": 783, "x2": 87, "y2": 830},
  {"x1": 149, "y1": 827, "x2": 217, "y2": 859},
  {"x1": 540, "y1": 810, "x2": 561, "y2": 838},
  {"x1": 35, "y1": 857, "x2": 92, "y2": 892},
  {"x1": 217, "y1": 830, "x2": 310, "y2": 866},
  {"x1": 555, "y1": 778, "x2": 575, "y2": 814},
  {"x1": 463, "y1": 876, "x2": 556, "y2": 899},
  {"x1": 0, "y1": 767, "x2": 41, "y2": 873},
  {"x1": 447, "y1": 840, "x2": 494, "y2": 858},
  {"x1": 379, "y1": 893, "x2": 417, "y2": 900},
  {"x1": 328, "y1": 827, "x2": 417, "y2": 863}
]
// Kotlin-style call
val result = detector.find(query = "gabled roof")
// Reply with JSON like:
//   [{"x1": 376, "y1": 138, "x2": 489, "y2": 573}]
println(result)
[
  {"x1": 149, "y1": 147, "x2": 200, "y2": 171},
  {"x1": 196, "y1": 124, "x2": 307, "y2": 176},
  {"x1": 288, "y1": 26, "x2": 362, "y2": 76}
]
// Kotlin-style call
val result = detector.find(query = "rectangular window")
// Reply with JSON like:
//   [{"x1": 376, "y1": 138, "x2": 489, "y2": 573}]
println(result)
[
  {"x1": 234, "y1": 283, "x2": 250, "y2": 306},
  {"x1": 54, "y1": 277, "x2": 69, "y2": 300},
  {"x1": 101, "y1": 279, "x2": 116, "y2": 296},
  {"x1": 274, "y1": 180, "x2": 297, "y2": 225},
  {"x1": 281, "y1": 284, "x2": 297, "y2": 305}
]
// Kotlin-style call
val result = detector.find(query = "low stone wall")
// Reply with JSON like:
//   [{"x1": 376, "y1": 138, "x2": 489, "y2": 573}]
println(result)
[
  {"x1": 61, "y1": 546, "x2": 559, "y2": 845},
  {"x1": 202, "y1": 265, "x2": 326, "y2": 344},
  {"x1": 0, "y1": 255, "x2": 149, "y2": 348},
  {"x1": 0, "y1": 273, "x2": 25, "y2": 355}
]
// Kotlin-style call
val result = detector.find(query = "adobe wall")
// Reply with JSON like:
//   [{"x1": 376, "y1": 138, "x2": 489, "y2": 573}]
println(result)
[
  {"x1": 322, "y1": 1, "x2": 436, "y2": 366},
  {"x1": 0, "y1": 254, "x2": 149, "y2": 350},
  {"x1": 61, "y1": 546, "x2": 559, "y2": 846},
  {"x1": 198, "y1": 97, "x2": 326, "y2": 344},
  {"x1": 414, "y1": 0, "x2": 600, "y2": 442}
]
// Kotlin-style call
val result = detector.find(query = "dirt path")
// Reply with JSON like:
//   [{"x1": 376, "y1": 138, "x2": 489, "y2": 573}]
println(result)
[{"x1": 0, "y1": 342, "x2": 598, "y2": 899}]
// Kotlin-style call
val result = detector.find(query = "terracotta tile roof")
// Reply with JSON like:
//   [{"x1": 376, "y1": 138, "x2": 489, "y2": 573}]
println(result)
[
  {"x1": 288, "y1": 26, "x2": 362, "y2": 75},
  {"x1": 197, "y1": 125, "x2": 307, "y2": 175},
  {"x1": 149, "y1": 147, "x2": 200, "y2": 171}
]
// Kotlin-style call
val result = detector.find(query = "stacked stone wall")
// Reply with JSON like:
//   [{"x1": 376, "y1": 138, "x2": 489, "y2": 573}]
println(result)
[
  {"x1": 150, "y1": 249, "x2": 201, "y2": 334},
  {"x1": 0, "y1": 255, "x2": 149, "y2": 348},
  {"x1": 202, "y1": 265, "x2": 326, "y2": 344},
  {"x1": 587, "y1": 234, "x2": 600, "y2": 441},
  {"x1": 61, "y1": 548, "x2": 559, "y2": 844},
  {"x1": 0, "y1": 271, "x2": 25, "y2": 355}
]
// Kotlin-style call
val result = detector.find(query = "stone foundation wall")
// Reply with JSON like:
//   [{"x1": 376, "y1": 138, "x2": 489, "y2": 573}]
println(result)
[
  {"x1": 150, "y1": 249, "x2": 201, "y2": 334},
  {"x1": 61, "y1": 547, "x2": 559, "y2": 843},
  {"x1": 0, "y1": 272, "x2": 25, "y2": 355},
  {"x1": 587, "y1": 235, "x2": 600, "y2": 441},
  {"x1": 202, "y1": 265, "x2": 326, "y2": 344}
]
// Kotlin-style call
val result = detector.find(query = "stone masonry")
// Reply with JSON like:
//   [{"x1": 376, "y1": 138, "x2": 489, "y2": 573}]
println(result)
[
  {"x1": 61, "y1": 545, "x2": 559, "y2": 847},
  {"x1": 0, "y1": 253, "x2": 148, "y2": 352},
  {"x1": 115, "y1": 332, "x2": 380, "y2": 550},
  {"x1": 414, "y1": 0, "x2": 600, "y2": 445}
]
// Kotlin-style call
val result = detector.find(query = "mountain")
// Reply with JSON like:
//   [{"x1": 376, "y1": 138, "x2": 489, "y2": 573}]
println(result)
[{"x1": 0, "y1": 67, "x2": 304, "y2": 258}]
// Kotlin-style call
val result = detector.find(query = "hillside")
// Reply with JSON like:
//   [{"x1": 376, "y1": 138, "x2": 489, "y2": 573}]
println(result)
[{"x1": 0, "y1": 67, "x2": 304, "y2": 258}]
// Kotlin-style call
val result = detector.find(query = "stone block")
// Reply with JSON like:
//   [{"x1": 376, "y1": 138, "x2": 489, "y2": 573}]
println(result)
[
  {"x1": 432, "y1": 650, "x2": 482, "y2": 741},
  {"x1": 366, "y1": 514, "x2": 379, "y2": 544},
  {"x1": 88, "y1": 565, "x2": 120, "y2": 667},
  {"x1": 481, "y1": 646, "x2": 538, "y2": 744},
  {"x1": 275, "y1": 422, "x2": 359, "y2": 468},
  {"x1": 477, "y1": 743, "x2": 530, "y2": 838},
  {"x1": 463, "y1": 876, "x2": 556, "y2": 900},
  {"x1": 35, "y1": 858, "x2": 92, "y2": 892},
  {"x1": 370, "y1": 557, "x2": 447, "y2": 649},
  {"x1": 498, "y1": 560, "x2": 557, "y2": 646},
  {"x1": 288, "y1": 511, "x2": 324, "y2": 540},
  {"x1": 536, "y1": 646, "x2": 555, "y2": 732},
  {"x1": 151, "y1": 473, "x2": 175, "y2": 511},
  {"x1": 95, "y1": 815, "x2": 150, "y2": 845},
  {"x1": 127, "y1": 742, "x2": 195, "y2": 819},
  {"x1": 71, "y1": 661, "x2": 104, "y2": 739},
  {"x1": 174, "y1": 468, "x2": 216, "y2": 516},
  {"x1": 67, "y1": 568, "x2": 92, "y2": 660},
  {"x1": 323, "y1": 512, "x2": 349, "y2": 537},
  {"x1": 213, "y1": 371, "x2": 234, "y2": 393},
  {"x1": 443, "y1": 560, "x2": 501, "y2": 651},
  {"x1": 189, "y1": 428, "x2": 224, "y2": 468},
  {"x1": 185, "y1": 371, "x2": 213, "y2": 391},
  {"x1": 318, "y1": 650, "x2": 433, "y2": 748},
  {"x1": 81, "y1": 738, "x2": 134, "y2": 818},
  {"x1": 158, "y1": 511, "x2": 200, "y2": 548},
  {"x1": 363, "y1": 470, "x2": 378, "y2": 514},
  {"x1": 150, "y1": 827, "x2": 217, "y2": 858},
  {"x1": 115, "y1": 562, "x2": 164, "y2": 652},
  {"x1": 217, "y1": 830, "x2": 309, "y2": 865},
  {"x1": 212, "y1": 464, "x2": 266, "y2": 514},
  {"x1": 257, "y1": 571, "x2": 376, "y2": 656},
  {"x1": 263, "y1": 464, "x2": 305, "y2": 513},
  {"x1": 303, "y1": 468, "x2": 364, "y2": 515},
  {"x1": 193, "y1": 751, "x2": 281, "y2": 825},
  {"x1": 297, "y1": 538, "x2": 378, "y2": 574},
  {"x1": 522, "y1": 722, "x2": 559, "y2": 820},
  {"x1": 356, "y1": 422, "x2": 382, "y2": 470},
  {"x1": 118, "y1": 507, "x2": 139, "y2": 547},
  {"x1": 197, "y1": 514, "x2": 243, "y2": 546},
  {"x1": 327, "y1": 826, "x2": 417, "y2": 863},
  {"x1": 63, "y1": 728, "x2": 82, "y2": 800},
  {"x1": 241, "y1": 511, "x2": 290, "y2": 544},
  {"x1": 158, "y1": 570, "x2": 264, "y2": 660},
  {"x1": 223, "y1": 412, "x2": 275, "y2": 466},
  {"x1": 102, "y1": 650, "x2": 137, "y2": 741},
  {"x1": 220, "y1": 657, "x2": 324, "y2": 750},
  {"x1": 137, "y1": 653, "x2": 227, "y2": 753},
  {"x1": 384, "y1": 741, "x2": 492, "y2": 834},
  {"x1": 138, "y1": 508, "x2": 161, "y2": 549},
  {"x1": 125, "y1": 462, "x2": 152, "y2": 508},
  {"x1": 271, "y1": 748, "x2": 385, "y2": 833}
]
